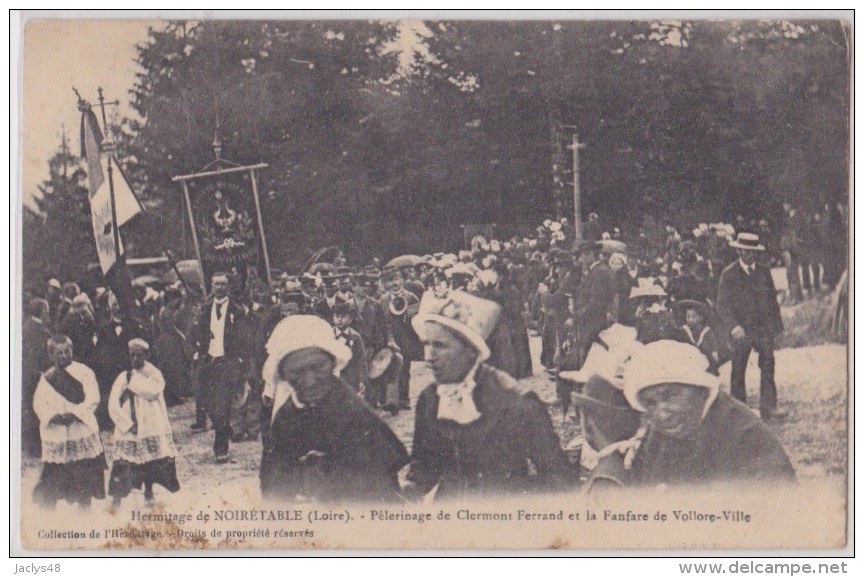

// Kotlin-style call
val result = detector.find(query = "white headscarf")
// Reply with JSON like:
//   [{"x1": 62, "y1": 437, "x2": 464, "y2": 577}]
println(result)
[{"x1": 261, "y1": 315, "x2": 352, "y2": 419}]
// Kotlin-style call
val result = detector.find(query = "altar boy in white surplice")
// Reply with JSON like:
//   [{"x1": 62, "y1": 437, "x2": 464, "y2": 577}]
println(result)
[{"x1": 108, "y1": 338, "x2": 179, "y2": 506}]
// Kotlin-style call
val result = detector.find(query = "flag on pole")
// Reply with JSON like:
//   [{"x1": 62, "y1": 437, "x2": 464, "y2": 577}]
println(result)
[
  {"x1": 80, "y1": 102, "x2": 143, "y2": 274},
  {"x1": 79, "y1": 99, "x2": 144, "y2": 318}
]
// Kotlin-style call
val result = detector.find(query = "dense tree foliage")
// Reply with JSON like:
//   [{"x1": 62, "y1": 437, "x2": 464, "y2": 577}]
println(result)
[
  {"x1": 23, "y1": 136, "x2": 97, "y2": 287},
  {"x1": 26, "y1": 18, "x2": 850, "y2": 280}
]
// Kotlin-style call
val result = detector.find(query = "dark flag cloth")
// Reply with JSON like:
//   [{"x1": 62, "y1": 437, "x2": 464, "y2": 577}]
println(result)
[
  {"x1": 185, "y1": 171, "x2": 268, "y2": 292},
  {"x1": 104, "y1": 258, "x2": 139, "y2": 322}
]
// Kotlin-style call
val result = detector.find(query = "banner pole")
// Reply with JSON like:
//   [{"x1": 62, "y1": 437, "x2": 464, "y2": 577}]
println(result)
[
  {"x1": 181, "y1": 180, "x2": 208, "y2": 294},
  {"x1": 96, "y1": 88, "x2": 123, "y2": 275},
  {"x1": 249, "y1": 168, "x2": 273, "y2": 288}
]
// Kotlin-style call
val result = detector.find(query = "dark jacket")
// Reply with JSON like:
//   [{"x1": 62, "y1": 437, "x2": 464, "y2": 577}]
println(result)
[
  {"x1": 408, "y1": 364, "x2": 574, "y2": 499},
  {"x1": 335, "y1": 326, "x2": 369, "y2": 393},
  {"x1": 631, "y1": 392, "x2": 795, "y2": 486},
  {"x1": 716, "y1": 261, "x2": 783, "y2": 339},
  {"x1": 23, "y1": 317, "x2": 52, "y2": 393},
  {"x1": 22, "y1": 317, "x2": 52, "y2": 456},
  {"x1": 60, "y1": 313, "x2": 98, "y2": 370},
  {"x1": 666, "y1": 273, "x2": 715, "y2": 306},
  {"x1": 381, "y1": 290, "x2": 423, "y2": 361},
  {"x1": 354, "y1": 297, "x2": 390, "y2": 358},
  {"x1": 260, "y1": 376, "x2": 409, "y2": 502},
  {"x1": 312, "y1": 297, "x2": 336, "y2": 325},
  {"x1": 94, "y1": 315, "x2": 149, "y2": 430},
  {"x1": 574, "y1": 261, "x2": 616, "y2": 344},
  {"x1": 635, "y1": 309, "x2": 679, "y2": 344},
  {"x1": 678, "y1": 324, "x2": 724, "y2": 375},
  {"x1": 190, "y1": 297, "x2": 248, "y2": 364}
]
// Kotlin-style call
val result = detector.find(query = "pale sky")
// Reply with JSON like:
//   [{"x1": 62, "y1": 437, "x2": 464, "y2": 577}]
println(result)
[{"x1": 21, "y1": 19, "x2": 159, "y2": 211}]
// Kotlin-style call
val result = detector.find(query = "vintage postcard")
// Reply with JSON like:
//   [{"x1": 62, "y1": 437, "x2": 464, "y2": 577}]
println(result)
[{"x1": 12, "y1": 12, "x2": 851, "y2": 553}]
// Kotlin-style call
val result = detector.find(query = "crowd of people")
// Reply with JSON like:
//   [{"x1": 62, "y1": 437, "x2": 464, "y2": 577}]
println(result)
[{"x1": 22, "y1": 208, "x2": 842, "y2": 509}]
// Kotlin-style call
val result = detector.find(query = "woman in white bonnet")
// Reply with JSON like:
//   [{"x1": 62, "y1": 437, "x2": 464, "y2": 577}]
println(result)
[{"x1": 259, "y1": 315, "x2": 408, "y2": 502}]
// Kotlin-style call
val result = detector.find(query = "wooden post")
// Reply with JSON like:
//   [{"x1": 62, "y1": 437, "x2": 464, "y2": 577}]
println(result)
[
  {"x1": 181, "y1": 180, "x2": 207, "y2": 293},
  {"x1": 249, "y1": 168, "x2": 273, "y2": 288}
]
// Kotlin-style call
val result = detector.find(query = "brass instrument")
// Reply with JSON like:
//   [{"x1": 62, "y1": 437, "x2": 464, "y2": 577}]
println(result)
[
  {"x1": 389, "y1": 294, "x2": 420, "y2": 319},
  {"x1": 389, "y1": 294, "x2": 408, "y2": 316}
]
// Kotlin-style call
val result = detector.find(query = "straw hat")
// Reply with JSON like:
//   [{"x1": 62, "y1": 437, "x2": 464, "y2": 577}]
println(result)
[{"x1": 728, "y1": 232, "x2": 765, "y2": 251}]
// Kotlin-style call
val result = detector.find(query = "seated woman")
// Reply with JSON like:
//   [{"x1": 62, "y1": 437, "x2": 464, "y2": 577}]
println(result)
[{"x1": 623, "y1": 340, "x2": 795, "y2": 487}]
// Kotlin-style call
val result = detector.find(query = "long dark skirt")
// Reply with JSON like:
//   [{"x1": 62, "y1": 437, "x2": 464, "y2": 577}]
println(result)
[
  {"x1": 540, "y1": 316, "x2": 558, "y2": 369},
  {"x1": 154, "y1": 330, "x2": 191, "y2": 403},
  {"x1": 506, "y1": 314, "x2": 534, "y2": 379},
  {"x1": 34, "y1": 454, "x2": 107, "y2": 506},
  {"x1": 108, "y1": 457, "x2": 180, "y2": 498}
]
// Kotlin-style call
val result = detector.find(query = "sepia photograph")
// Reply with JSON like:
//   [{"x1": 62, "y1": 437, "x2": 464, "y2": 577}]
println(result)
[{"x1": 11, "y1": 11, "x2": 852, "y2": 554}]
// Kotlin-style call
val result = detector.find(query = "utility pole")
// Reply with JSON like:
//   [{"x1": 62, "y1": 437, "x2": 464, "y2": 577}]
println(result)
[{"x1": 566, "y1": 131, "x2": 587, "y2": 241}]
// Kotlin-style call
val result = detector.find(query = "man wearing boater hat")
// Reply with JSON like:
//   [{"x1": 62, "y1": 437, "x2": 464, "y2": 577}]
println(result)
[
  {"x1": 405, "y1": 289, "x2": 573, "y2": 500},
  {"x1": 716, "y1": 232, "x2": 785, "y2": 420}
]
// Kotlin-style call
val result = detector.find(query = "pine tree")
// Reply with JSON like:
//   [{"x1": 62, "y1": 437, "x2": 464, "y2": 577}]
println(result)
[{"x1": 24, "y1": 132, "x2": 98, "y2": 286}]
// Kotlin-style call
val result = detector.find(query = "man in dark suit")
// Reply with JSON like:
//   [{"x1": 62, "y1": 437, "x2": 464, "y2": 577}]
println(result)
[
  {"x1": 716, "y1": 233, "x2": 785, "y2": 420},
  {"x1": 22, "y1": 298, "x2": 52, "y2": 458},
  {"x1": 190, "y1": 271, "x2": 249, "y2": 462},
  {"x1": 312, "y1": 273, "x2": 340, "y2": 324},
  {"x1": 379, "y1": 268, "x2": 422, "y2": 413},
  {"x1": 331, "y1": 299, "x2": 369, "y2": 396},
  {"x1": 573, "y1": 241, "x2": 616, "y2": 364},
  {"x1": 95, "y1": 293, "x2": 149, "y2": 431}
]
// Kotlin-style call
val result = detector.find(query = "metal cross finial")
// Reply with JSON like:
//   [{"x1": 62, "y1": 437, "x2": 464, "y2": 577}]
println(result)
[{"x1": 213, "y1": 129, "x2": 223, "y2": 160}]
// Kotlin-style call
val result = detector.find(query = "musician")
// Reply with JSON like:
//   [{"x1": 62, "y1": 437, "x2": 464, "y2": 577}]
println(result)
[
  {"x1": 361, "y1": 266, "x2": 383, "y2": 299},
  {"x1": 331, "y1": 299, "x2": 370, "y2": 395},
  {"x1": 312, "y1": 272, "x2": 340, "y2": 324},
  {"x1": 354, "y1": 274, "x2": 389, "y2": 356},
  {"x1": 353, "y1": 270, "x2": 400, "y2": 410},
  {"x1": 299, "y1": 272, "x2": 319, "y2": 309},
  {"x1": 400, "y1": 265, "x2": 426, "y2": 300},
  {"x1": 190, "y1": 271, "x2": 249, "y2": 463},
  {"x1": 335, "y1": 266, "x2": 356, "y2": 306},
  {"x1": 380, "y1": 267, "x2": 422, "y2": 412}
]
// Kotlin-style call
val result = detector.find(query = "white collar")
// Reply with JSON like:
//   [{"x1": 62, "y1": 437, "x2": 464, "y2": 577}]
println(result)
[
  {"x1": 213, "y1": 297, "x2": 228, "y2": 306},
  {"x1": 739, "y1": 259, "x2": 755, "y2": 274},
  {"x1": 682, "y1": 324, "x2": 710, "y2": 347},
  {"x1": 435, "y1": 360, "x2": 483, "y2": 425}
]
